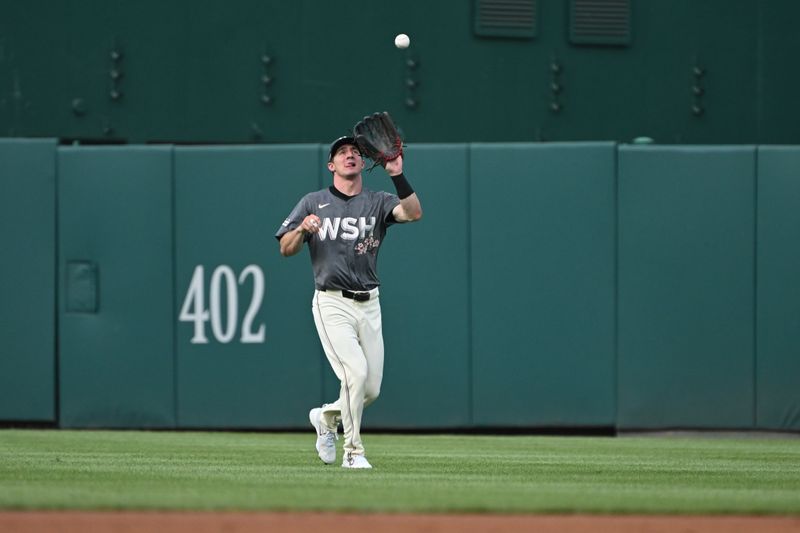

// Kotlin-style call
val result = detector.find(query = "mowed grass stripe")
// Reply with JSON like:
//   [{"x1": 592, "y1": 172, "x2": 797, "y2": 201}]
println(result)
[{"x1": 0, "y1": 430, "x2": 798, "y2": 514}]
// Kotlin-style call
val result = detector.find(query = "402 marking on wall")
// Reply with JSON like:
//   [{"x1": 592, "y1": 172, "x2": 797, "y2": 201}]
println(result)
[{"x1": 179, "y1": 265, "x2": 265, "y2": 344}]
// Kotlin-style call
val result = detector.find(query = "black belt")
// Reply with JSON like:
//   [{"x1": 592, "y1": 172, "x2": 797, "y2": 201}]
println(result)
[
  {"x1": 341, "y1": 289, "x2": 371, "y2": 302},
  {"x1": 322, "y1": 288, "x2": 371, "y2": 302}
]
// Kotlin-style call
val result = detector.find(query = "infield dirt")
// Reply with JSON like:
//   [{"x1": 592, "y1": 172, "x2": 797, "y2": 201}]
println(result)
[{"x1": 1, "y1": 512, "x2": 800, "y2": 533}]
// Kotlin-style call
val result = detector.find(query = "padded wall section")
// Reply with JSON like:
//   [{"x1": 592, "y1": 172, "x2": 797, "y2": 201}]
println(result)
[
  {"x1": 617, "y1": 146, "x2": 756, "y2": 429},
  {"x1": 471, "y1": 143, "x2": 617, "y2": 427},
  {"x1": 174, "y1": 145, "x2": 323, "y2": 428},
  {"x1": 364, "y1": 145, "x2": 471, "y2": 428},
  {"x1": 7, "y1": 141, "x2": 797, "y2": 431},
  {"x1": 58, "y1": 147, "x2": 175, "y2": 428},
  {"x1": 756, "y1": 147, "x2": 800, "y2": 430},
  {"x1": 0, "y1": 139, "x2": 57, "y2": 421}
]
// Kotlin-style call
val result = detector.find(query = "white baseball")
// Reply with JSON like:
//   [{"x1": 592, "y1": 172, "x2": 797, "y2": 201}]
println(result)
[{"x1": 394, "y1": 33, "x2": 410, "y2": 49}]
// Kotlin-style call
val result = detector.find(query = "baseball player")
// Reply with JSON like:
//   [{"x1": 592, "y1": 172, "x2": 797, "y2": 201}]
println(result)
[{"x1": 275, "y1": 135, "x2": 422, "y2": 469}]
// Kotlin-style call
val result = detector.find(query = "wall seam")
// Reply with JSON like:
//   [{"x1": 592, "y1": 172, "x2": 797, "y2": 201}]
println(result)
[
  {"x1": 466, "y1": 144, "x2": 474, "y2": 426},
  {"x1": 171, "y1": 146, "x2": 179, "y2": 428},
  {"x1": 53, "y1": 144, "x2": 61, "y2": 427},
  {"x1": 613, "y1": 143, "x2": 620, "y2": 432},
  {"x1": 752, "y1": 146, "x2": 759, "y2": 429}
]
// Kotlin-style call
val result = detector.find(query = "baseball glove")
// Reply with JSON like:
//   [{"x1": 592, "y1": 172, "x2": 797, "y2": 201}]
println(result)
[{"x1": 353, "y1": 112, "x2": 403, "y2": 169}]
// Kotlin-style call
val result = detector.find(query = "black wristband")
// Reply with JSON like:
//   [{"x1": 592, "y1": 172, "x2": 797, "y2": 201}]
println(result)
[{"x1": 390, "y1": 173, "x2": 414, "y2": 199}]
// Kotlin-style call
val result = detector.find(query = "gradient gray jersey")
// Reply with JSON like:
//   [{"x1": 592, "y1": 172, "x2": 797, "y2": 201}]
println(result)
[{"x1": 276, "y1": 186, "x2": 401, "y2": 291}]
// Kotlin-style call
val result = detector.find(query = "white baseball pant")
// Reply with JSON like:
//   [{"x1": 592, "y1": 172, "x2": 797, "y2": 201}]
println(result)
[{"x1": 312, "y1": 288, "x2": 384, "y2": 457}]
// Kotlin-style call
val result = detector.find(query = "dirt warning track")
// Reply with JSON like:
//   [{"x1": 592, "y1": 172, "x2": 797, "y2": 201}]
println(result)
[{"x1": 2, "y1": 512, "x2": 800, "y2": 533}]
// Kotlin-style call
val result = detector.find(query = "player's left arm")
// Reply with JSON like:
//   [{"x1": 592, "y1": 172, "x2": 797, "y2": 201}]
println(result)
[{"x1": 385, "y1": 155, "x2": 422, "y2": 223}]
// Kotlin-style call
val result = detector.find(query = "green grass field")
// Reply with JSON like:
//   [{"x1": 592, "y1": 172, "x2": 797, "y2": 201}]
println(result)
[{"x1": 1, "y1": 429, "x2": 799, "y2": 515}]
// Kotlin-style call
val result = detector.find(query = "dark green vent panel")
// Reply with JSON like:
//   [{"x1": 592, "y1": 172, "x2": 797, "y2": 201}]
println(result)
[
  {"x1": 474, "y1": 0, "x2": 537, "y2": 39},
  {"x1": 570, "y1": 0, "x2": 631, "y2": 46}
]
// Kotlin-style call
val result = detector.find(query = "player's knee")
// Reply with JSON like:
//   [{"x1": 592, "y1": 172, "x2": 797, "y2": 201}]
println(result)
[
  {"x1": 364, "y1": 383, "x2": 381, "y2": 405},
  {"x1": 346, "y1": 368, "x2": 368, "y2": 390}
]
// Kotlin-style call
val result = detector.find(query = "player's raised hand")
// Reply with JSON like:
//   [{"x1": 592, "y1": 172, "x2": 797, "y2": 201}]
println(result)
[{"x1": 384, "y1": 154, "x2": 403, "y2": 177}]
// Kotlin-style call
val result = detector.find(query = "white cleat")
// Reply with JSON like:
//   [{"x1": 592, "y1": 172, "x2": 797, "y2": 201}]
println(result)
[
  {"x1": 342, "y1": 453, "x2": 372, "y2": 469},
  {"x1": 309, "y1": 407, "x2": 336, "y2": 465}
]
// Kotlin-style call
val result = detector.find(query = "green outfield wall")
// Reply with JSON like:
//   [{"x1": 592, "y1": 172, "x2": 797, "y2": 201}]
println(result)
[
  {"x1": 756, "y1": 147, "x2": 800, "y2": 431},
  {"x1": 470, "y1": 143, "x2": 616, "y2": 427},
  {"x1": 173, "y1": 146, "x2": 323, "y2": 428},
  {"x1": 57, "y1": 146, "x2": 175, "y2": 428},
  {"x1": 0, "y1": 139, "x2": 57, "y2": 422},
  {"x1": 368, "y1": 145, "x2": 471, "y2": 428},
  {"x1": 617, "y1": 146, "x2": 756, "y2": 429},
  {"x1": 1, "y1": 140, "x2": 799, "y2": 431}
]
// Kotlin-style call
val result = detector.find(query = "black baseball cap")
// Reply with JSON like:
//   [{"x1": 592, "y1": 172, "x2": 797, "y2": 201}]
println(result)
[{"x1": 328, "y1": 136, "x2": 358, "y2": 161}]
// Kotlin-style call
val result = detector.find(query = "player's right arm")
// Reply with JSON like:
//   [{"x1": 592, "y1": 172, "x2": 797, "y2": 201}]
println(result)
[{"x1": 279, "y1": 214, "x2": 321, "y2": 257}]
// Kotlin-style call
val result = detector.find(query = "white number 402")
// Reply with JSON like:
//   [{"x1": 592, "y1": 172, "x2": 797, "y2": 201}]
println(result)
[{"x1": 179, "y1": 265, "x2": 266, "y2": 344}]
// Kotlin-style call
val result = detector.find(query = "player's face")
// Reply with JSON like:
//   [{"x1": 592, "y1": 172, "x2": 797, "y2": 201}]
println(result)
[{"x1": 328, "y1": 144, "x2": 364, "y2": 178}]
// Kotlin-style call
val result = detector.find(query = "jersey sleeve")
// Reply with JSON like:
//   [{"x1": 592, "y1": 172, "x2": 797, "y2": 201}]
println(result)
[
  {"x1": 275, "y1": 195, "x2": 312, "y2": 241},
  {"x1": 381, "y1": 191, "x2": 402, "y2": 226}
]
